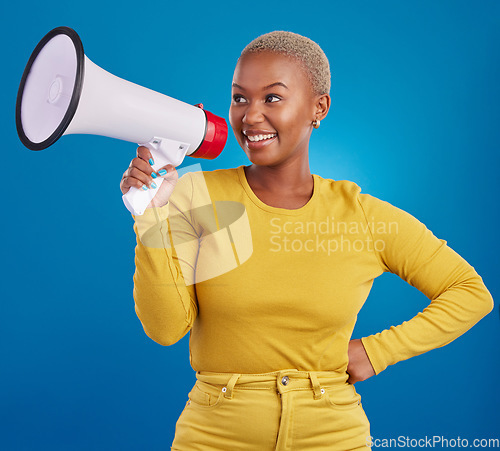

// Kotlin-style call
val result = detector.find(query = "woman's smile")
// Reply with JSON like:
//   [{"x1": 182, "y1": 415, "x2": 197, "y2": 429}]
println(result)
[{"x1": 243, "y1": 129, "x2": 278, "y2": 149}]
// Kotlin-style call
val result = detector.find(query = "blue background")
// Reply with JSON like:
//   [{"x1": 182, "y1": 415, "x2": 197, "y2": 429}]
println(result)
[{"x1": 1, "y1": 0, "x2": 499, "y2": 449}]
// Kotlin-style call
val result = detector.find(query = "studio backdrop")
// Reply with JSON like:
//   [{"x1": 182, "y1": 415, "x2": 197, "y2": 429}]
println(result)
[{"x1": 1, "y1": 0, "x2": 499, "y2": 450}]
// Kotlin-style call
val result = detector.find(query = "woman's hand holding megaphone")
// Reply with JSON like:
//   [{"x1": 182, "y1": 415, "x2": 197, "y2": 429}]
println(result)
[{"x1": 120, "y1": 146, "x2": 178, "y2": 210}]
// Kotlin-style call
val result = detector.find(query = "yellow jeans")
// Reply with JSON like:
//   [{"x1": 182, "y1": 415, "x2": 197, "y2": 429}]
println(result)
[{"x1": 171, "y1": 369, "x2": 371, "y2": 450}]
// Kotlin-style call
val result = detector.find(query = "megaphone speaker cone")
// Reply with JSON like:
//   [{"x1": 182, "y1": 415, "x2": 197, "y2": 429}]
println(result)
[{"x1": 16, "y1": 26, "x2": 85, "y2": 150}]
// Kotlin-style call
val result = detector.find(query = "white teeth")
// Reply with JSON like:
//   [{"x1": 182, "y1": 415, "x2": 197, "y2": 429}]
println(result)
[{"x1": 246, "y1": 133, "x2": 277, "y2": 142}]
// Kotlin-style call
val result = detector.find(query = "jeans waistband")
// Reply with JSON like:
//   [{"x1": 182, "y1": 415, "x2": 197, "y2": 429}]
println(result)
[{"x1": 195, "y1": 369, "x2": 349, "y2": 400}]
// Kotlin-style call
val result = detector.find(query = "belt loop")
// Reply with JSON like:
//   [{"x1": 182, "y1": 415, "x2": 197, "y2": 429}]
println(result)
[
  {"x1": 309, "y1": 372, "x2": 323, "y2": 400},
  {"x1": 223, "y1": 374, "x2": 241, "y2": 399}
]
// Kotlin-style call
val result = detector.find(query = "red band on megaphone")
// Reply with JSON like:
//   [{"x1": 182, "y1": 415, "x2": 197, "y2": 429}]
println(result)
[{"x1": 191, "y1": 109, "x2": 228, "y2": 159}]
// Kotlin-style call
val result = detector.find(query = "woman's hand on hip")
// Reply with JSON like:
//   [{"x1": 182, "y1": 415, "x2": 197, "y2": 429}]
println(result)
[{"x1": 347, "y1": 338, "x2": 376, "y2": 384}]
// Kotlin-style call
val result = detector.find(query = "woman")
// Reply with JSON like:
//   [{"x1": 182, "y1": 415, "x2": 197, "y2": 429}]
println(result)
[{"x1": 120, "y1": 31, "x2": 493, "y2": 450}]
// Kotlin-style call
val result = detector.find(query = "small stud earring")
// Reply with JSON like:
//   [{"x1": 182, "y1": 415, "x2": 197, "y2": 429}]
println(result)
[{"x1": 312, "y1": 119, "x2": 320, "y2": 129}]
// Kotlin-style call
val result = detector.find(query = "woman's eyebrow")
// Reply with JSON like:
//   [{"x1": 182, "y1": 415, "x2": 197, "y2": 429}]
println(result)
[
  {"x1": 263, "y1": 82, "x2": 289, "y2": 90},
  {"x1": 232, "y1": 82, "x2": 289, "y2": 91}
]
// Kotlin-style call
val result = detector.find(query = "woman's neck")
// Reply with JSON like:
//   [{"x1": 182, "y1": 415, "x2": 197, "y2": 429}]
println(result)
[{"x1": 243, "y1": 160, "x2": 314, "y2": 209}]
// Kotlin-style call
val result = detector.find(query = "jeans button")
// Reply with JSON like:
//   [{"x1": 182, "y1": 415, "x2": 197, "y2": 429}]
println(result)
[{"x1": 281, "y1": 376, "x2": 289, "y2": 386}]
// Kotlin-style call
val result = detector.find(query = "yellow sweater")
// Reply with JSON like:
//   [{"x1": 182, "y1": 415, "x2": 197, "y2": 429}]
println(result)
[{"x1": 131, "y1": 165, "x2": 493, "y2": 375}]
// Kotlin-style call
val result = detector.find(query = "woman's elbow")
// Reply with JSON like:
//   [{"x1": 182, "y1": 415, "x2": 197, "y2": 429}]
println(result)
[
  {"x1": 470, "y1": 277, "x2": 495, "y2": 320},
  {"x1": 143, "y1": 325, "x2": 190, "y2": 347},
  {"x1": 134, "y1": 304, "x2": 193, "y2": 346},
  {"x1": 479, "y1": 289, "x2": 494, "y2": 318},
  {"x1": 455, "y1": 268, "x2": 494, "y2": 321}
]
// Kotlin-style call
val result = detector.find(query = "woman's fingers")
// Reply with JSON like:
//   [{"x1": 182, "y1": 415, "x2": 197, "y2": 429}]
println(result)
[
  {"x1": 121, "y1": 148, "x2": 180, "y2": 204},
  {"x1": 137, "y1": 145, "x2": 154, "y2": 164},
  {"x1": 130, "y1": 157, "x2": 158, "y2": 187},
  {"x1": 156, "y1": 164, "x2": 177, "y2": 180},
  {"x1": 146, "y1": 164, "x2": 179, "y2": 208},
  {"x1": 120, "y1": 170, "x2": 147, "y2": 194},
  {"x1": 120, "y1": 147, "x2": 159, "y2": 195}
]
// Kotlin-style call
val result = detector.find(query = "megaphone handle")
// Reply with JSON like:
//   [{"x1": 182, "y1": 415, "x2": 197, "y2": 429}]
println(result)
[{"x1": 122, "y1": 137, "x2": 190, "y2": 216}]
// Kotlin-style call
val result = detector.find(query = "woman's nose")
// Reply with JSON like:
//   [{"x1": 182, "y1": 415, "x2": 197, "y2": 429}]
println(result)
[{"x1": 242, "y1": 102, "x2": 264, "y2": 125}]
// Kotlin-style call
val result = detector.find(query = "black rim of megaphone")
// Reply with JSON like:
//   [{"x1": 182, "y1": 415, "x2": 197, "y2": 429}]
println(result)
[{"x1": 15, "y1": 26, "x2": 85, "y2": 151}]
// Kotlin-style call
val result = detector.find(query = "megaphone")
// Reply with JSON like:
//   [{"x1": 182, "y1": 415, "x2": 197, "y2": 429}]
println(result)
[{"x1": 16, "y1": 26, "x2": 228, "y2": 216}]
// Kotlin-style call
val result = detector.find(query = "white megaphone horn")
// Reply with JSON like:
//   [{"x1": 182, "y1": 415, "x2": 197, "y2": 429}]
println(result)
[{"x1": 16, "y1": 26, "x2": 228, "y2": 216}]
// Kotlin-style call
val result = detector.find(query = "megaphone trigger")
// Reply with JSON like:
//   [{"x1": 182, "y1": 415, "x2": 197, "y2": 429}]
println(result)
[{"x1": 140, "y1": 137, "x2": 191, "y2": 171}]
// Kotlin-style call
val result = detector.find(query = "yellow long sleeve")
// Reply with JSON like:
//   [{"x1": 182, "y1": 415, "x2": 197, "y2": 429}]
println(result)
[
  {"x1": 130, "y1": 166, "x2": 494, "y2": 375},
  {"x1": 358, "y1": 194, "x2": 494, "y2": 375},
  {"x1": 132, "y1": 174, "x2": 199, "y2": 346}
]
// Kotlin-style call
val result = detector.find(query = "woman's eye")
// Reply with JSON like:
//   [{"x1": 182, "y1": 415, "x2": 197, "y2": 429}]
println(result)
[
  {"x1": 266, "y1": 95, "x2": 281, "y2": 103},
  {"x1": 233, "y1": 95, "x2": 247, "y2": 103}
]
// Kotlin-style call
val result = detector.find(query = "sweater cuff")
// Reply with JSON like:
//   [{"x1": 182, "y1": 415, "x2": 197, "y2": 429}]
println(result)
[
  {"x1": 132, "y1": 203, "x2": 170, "y2": 241},
  {"x1": 360, "y1": 335, "x2": 389, "y2": 376}
]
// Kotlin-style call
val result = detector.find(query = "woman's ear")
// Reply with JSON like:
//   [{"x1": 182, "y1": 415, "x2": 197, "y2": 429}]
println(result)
[{"x1": 314, "y1": 94, "x2": 331, "y2": 121}]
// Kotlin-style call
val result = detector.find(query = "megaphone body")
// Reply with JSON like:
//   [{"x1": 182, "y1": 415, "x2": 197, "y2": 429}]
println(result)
[{"x1": 16, "y1": 27, "x2": 228, "y2": 215}]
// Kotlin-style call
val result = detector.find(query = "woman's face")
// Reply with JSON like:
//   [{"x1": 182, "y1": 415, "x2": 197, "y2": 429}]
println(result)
[{"x1": 229, "y1": 51, "x2": 323, "y2": 167}]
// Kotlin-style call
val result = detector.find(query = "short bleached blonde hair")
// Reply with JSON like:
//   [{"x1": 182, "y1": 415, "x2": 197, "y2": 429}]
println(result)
[{"x1": 240, "y1": 31, "x2": 331, "y2": 96}]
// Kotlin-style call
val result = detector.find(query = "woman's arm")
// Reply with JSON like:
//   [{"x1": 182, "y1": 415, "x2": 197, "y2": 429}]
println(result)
[
  {"x1": 132, "y1": 172, "x2": 200, "y2": 346},
  {"x1": 357, "y1": 193, "x2": 494, "y2": 376}
]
